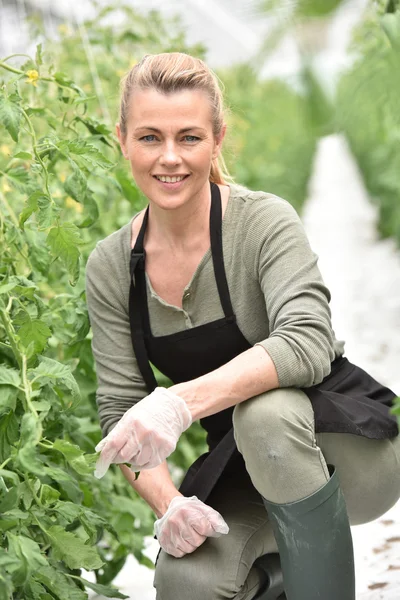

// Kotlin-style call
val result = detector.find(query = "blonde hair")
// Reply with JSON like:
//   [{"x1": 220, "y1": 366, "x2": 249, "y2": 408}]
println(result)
[{"x1": 119, "y1": 52, "x2": 232, "y2": 185}]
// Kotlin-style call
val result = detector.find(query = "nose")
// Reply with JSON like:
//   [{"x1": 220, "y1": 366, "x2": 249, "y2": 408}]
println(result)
[{"x1": 159, "y1": 140, "x2": 181, "y2": 166}]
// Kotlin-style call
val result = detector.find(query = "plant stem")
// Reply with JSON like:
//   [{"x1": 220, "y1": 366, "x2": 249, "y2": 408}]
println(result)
[
  {"x1": 0, "y1": 306, "x2": 22, "y2": 368},
  {"x1": 38, "y1": 441, "x2": 53, "y2": 449},
  {"x1": 0, "y1": 307, "x2": 38, "y2": 418},
  {"x1": 0, "y1": 61, "x2": 22, "y2": 75},
  {"x1": 20, "y1": 108, "x2": 54, "y2": 204},
  {"x1": 0, "y1": 457, "x2": 12, "y2": 470},
  {"x1": 1, "y1": 54, "x2": 32, "y2": 62},
  {"x1": 21, "y1": 354, "x2": 39, "y2": 419}
]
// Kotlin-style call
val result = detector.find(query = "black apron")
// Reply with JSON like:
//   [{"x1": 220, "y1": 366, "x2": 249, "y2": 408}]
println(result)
[{"x1": 129, "y1": 182, "x2": 399, "y2": 505}]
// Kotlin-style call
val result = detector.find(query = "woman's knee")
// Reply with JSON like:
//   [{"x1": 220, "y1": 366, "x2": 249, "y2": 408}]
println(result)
[
  {"x1": 317, "y1": 432, "x2": 400, "y2": 525},
  {"x1": 154, "y1": 547, "x2": 229, "y2": 600},
  {"x1": 154, "y1": 550, "x2": 202, "y2": 600},
  {"x1": 232, "y1": 387, "x2": 314, "y2": 458}
]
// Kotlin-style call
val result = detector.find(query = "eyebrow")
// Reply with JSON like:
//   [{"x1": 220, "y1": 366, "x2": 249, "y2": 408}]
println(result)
[{"x1": 133, "y1": 126, "x2": 206, "y2": 134}]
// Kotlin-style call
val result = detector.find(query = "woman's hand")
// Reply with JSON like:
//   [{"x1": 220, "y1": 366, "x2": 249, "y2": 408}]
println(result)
[
  {"x1": 94, "y1": 387, "x2": 192, "y2": 478},
  {"x1": 154, "y1": 495, "x2": 229, "y2": 558}
]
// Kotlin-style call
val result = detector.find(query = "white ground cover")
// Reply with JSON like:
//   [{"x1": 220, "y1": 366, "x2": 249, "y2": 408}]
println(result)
[{"x1": 90, "y1": 135, "x2": 400, "y2": 599}]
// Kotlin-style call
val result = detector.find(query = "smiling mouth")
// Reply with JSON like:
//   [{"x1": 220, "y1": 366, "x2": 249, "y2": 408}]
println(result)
[{"x1": 153, "y1": 175, "x2": 189, "y2": 183}]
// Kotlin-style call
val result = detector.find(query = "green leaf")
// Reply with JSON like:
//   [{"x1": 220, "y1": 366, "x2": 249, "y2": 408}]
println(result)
[
  {"x1": 78, "y1": 192, "x2": 99, "y2": 228},
  {"x1": 79, "y1": 577, "x2": 129, "y2": 599},
  {"x1": 0, "y1": 517, "x2": 18, "y2": 532},
  {"x1": 0, "y1": 366, "x2": 21, "y2": 387},
  {"x1": 26, "y1": 579, "x2": 53, "y2": 600},
  {"x1": 0, "y1": 547, "x2": 21, "y2": 569},
  {"x1": 47, "y1": 222, "x2": 82, "y2": 284},
  {"x1": 0, "y1": 386, "x2": 18, "y2": 416},
  {"x1": 27, "y1": 106, "x2": 59, "y2": 129},
  {"x1": 31, "y1": 399, "x2": 51, "y2": 417},
  {"x1": 6, "y1": 533, "x2": 48, "y2": 586},
  {"x1": 64, "y1": 167, "x2": 87, "y2": 202},
  {"x1": 381, "y1": 13, "x2": 400, "y2": 50},
  {"x1": 45, "y1": 525, "x2": 103, "y2": 570},
  {"x1": 0, "y1": 281, "x2": 18, "y2": 295},
  {"x1": 20, "y1": 412, "x2": 42, "y2": 446},
  {"x1": 4, "y1": 166, "x2": 33, "y2": 193},
  {"x1": 18, "y1": 318, "x2": 52, "y2": 354},
  {"x1": 2, "y1": 508, "x2": 28, "y2": 520},
  {"x1": 40, "y1": 483, "x2": 60, "y2": 506},
  {"x1": 17, "y1": 413, "x2": 44, "y2": 475},
  {"x1": 31, "y1": 356, "x2": 80, "y2": 399},
  {"x1": 3, "y1": 275, "x2": 38, "y2": 299},
  {"x1": 14, "y1": 151, "x2": 33, "y2": 160},
  {"x1": 0, "y1": 469, "x2": 19, "y2": 486},
  {"x1": 59, "y1": 138, "x2": 113, "y2": 170},
  {"x1": 0, "y1": 548, "x2": 19, "y2": 596},
  {"x1": 0, "y1": 486, "x2": 19, "y2": 513},
  {"x1": 43, "y1": 465, "x2": 83, "y2": 504},
  {"x1": 74, "y1": 115, "x2": 113, "y2": 146},
  {"x1": 53, "y1": 439, "x2": 91, "y2": 475},
  {"x1": 115, "y1": 168, "x2": 141, "y2": 205},
  {"x1": 52, "y1": 500, "x2": 81, "y2": 521},
  {"x1": 20, "y1": 191, "x2": 54, "y2": 230},
  {"x1": 0, "y1": 93, "x2": 22, "y2": 142},
  {"x1": 35, "y1": 43, "x2": 43, "y2": 67},
  {"x1": 0, "y1": 412, "x2": 18, "y2": 464},
  {"x1": 20, "y1": 480, "x2": 34, "y2": 510},
  {"x1": 54, "y1": 72, "x2": 86, "y2": 96},
  {"x1": 36, "y1": 565, "x2": 87, "y2": 600}
]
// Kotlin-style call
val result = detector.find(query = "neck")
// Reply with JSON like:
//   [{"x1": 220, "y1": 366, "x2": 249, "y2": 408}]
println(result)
[{"x1": 146, "y1": 181, "x2": 213, "y2": 251}]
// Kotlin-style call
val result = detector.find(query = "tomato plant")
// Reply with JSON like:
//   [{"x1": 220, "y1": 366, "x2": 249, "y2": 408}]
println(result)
[{"x1": 0, "y1": 4, "x2": 206, "y2": 598}]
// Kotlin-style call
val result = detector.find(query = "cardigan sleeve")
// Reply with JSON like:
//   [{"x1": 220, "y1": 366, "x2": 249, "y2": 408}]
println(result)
[
  {"x1": 242, "y1": 194, "x2": 336, "y2": 388},
  {"x1": 85, "y1": 243, "x2": 148, "y2": 437}
]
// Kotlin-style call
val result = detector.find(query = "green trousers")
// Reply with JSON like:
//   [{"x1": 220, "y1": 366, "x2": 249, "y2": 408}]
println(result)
[{"x1": 153, "y1": 388, "x2": 400, "y2": 600}]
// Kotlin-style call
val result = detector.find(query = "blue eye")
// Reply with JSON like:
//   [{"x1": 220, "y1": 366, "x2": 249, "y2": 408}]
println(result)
[
  {"x1": 184, "y1": 135, "x2": 199, "y2": 142},
  {"x1": 141, "y1": 135, "x2": 157, "y2": 142}
]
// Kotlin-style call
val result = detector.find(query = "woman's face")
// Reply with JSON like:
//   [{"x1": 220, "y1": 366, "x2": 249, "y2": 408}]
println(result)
[{"x1": 116, "y1": 88, "x2": 225, "y2": 211}]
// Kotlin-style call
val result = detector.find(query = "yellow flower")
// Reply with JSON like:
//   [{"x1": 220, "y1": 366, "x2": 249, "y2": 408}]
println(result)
[
  {"x1": 25, "y1": 70, "x2": 39, "y2": 87},
  {"x1": 0, "y1": 144, "x2": 11, "y2": 156},
  {"x1": 65, "y1": 196, "x2": 83, "y2": 213},
  {"x1": 58, "y1": 24, "x2": 71, "y2": 36},
  {"x1": 1, "y1": 180, "x2": 11, "y2": 194}
]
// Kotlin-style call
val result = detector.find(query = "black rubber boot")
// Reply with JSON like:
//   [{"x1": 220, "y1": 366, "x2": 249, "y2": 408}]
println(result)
[
  {"x1": 261, "y1": 466, "x2": 355, "y2": 600},
  {"x1": 252, "y1": 553, "x2": 285, "y2": 599}
]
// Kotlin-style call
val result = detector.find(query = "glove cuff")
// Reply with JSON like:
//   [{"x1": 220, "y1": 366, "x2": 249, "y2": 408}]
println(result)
[{"x1": 156, "y1": 387, "x2": 193, "y2": 431}]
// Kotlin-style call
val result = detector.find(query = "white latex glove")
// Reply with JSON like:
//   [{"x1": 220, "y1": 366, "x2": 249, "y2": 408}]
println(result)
[
  {"x1": 154, "y1": 495, "x2": 229, "y2": 558},
  {"x1": 94, "y1": 387, "x2": 192, "y2": 478}
]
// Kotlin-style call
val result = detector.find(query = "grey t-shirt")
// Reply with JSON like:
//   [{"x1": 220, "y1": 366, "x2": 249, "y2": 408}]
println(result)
[{"x1": 85, "y1": 184, "x2": 345, "y2": 436}]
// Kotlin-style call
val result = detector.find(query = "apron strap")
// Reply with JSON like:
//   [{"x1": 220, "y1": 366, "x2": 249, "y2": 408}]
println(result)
[
  {"x1": 209, "y1": 182, "x2": 235, "y2": 321},
  {"x1": 129, "y1": 207, "x2": 158, "y2": 392}
]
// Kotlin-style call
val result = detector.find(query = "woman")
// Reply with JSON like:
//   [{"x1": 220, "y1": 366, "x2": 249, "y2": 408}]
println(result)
[{"x1": 86, "y1": 53, "x2": 400, "y2": 600}]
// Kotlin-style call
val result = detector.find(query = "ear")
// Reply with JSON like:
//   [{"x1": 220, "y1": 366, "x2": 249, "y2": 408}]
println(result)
[
  {"x1": 116, "y1": 123, "x2": 128, "y2": 159},
  {"x1": 213, "y1": 123, "x2": 227, "y2": 159}
]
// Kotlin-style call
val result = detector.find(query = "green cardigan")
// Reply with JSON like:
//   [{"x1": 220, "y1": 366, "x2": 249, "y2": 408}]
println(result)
[{"x1": 85, "y1": 184, "x2": 345, "y2": 436}]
